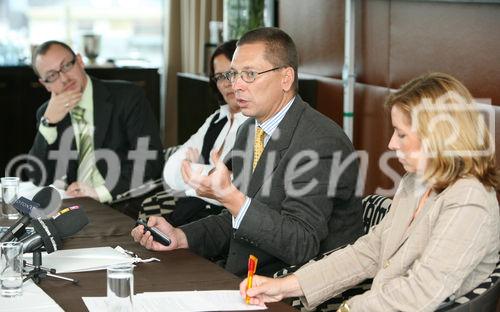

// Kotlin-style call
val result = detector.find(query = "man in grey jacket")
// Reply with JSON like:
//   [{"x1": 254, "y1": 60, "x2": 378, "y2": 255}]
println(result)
[{"x1": 132, "y1": 27, "x2": 363, "y2": 276}]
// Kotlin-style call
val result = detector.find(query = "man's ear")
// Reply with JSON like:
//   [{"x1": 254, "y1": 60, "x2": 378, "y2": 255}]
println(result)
[
  {"x1": 281, "y1": 67, "x2": 294, "y2": 92},
  {"x1": 76, "y1": 53, "x2": 85, "y2": 68}
]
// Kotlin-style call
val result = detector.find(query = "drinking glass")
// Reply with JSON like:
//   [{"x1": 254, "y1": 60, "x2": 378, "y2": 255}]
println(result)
[
  {"x1": 1, "y1": 177, "x2": 20, "y2": 220},
  {"x1": 107, "y1": 264, "x2": 134, "y2": 311},
  {"x1": 0, "y1": 241, "x2": 23, "y2": 297}
]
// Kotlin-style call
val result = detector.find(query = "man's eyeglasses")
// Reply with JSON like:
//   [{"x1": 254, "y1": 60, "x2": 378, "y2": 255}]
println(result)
[
  {"x1": 225, "y1": 66, "x2": 283, "y2": 83},
  {"x1": 41, "y1": 57, "x2": 77, "y2": 83},
  {"x1": 212, "y1": 72, "x2": 231, "y2": 83}
]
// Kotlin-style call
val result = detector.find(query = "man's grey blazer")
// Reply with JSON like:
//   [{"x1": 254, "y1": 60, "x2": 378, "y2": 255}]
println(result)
[{"x1": 181, "y1": 96, "x2": 364, "y2": 276}]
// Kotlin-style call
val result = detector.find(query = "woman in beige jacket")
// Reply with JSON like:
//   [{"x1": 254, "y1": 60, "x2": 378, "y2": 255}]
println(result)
[{"x1": 240, "y1": 72, "x2": 499, "y2": 312}]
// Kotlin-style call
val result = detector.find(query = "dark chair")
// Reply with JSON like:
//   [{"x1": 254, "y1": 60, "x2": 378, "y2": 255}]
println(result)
[{"x1": 137, "y1": 145, "x2": 181, "y2": 220}]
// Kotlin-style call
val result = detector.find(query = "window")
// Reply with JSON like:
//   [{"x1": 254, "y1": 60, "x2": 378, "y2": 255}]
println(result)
[{"x1": 0, "y1": 0, "x2": 164, "y2": 67}]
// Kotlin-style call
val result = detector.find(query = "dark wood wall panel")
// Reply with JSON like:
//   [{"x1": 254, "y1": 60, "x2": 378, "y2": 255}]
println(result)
[
  {"x1": 279, "y1": 0, "x2": 344, "y2": 78},
  {"x1": 389, "y1": 1, "x2": 500, "y2": 103},
  {"x1": 352, "y1": 83, "x2": 402, "y2": 195},
  {"x1": 279, "y1": 0, "x2": 500, "y2": 196},
  {"x1": 314, "y1": 78, "x2": 344, "y2": 125},
  {"x1": 357, "y1": 0, "x2": 390, "y2": 86}
]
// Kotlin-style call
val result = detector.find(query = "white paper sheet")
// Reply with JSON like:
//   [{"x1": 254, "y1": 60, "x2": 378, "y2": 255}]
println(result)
[
  {"x1": 83, "y1": 290, "x2": 267, "y2": 312},
  {"x1": 23, "y1": 246, "x2": 136, "y2": 273},
  {"x1": 0, "y1": 280, "x2": 63, "y2": 312}
]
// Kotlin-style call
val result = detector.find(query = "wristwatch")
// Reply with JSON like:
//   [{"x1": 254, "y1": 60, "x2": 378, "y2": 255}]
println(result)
[
  {"x1": 337, "y1": 301, "x2": 350, "y2": 312},
  {"x1": 40, "y1": 116, "x2": 57, "y2": 127}
]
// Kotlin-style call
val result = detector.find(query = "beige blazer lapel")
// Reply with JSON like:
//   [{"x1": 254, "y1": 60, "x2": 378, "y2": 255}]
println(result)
[
  {"x1": 400, "y1": 191, "x2": 436, "y2": 241},
  {"x1": 382, "y1": 178, "x2": 430, "y2": 261}
]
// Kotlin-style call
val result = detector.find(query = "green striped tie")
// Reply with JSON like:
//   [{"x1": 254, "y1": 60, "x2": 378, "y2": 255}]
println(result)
[{"x1": 72, "y1": 106, "x2": 95, "y2": 185}]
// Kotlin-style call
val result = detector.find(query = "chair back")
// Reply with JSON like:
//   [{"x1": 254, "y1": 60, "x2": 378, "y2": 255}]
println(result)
[{"x1": 361, "y1": 194, "x2": 392, "y2": 234}]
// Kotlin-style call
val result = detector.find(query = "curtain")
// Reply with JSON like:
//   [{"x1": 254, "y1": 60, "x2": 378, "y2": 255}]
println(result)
[{"x1": 162, "y1": 0, "x2": 223, "y2": 147}]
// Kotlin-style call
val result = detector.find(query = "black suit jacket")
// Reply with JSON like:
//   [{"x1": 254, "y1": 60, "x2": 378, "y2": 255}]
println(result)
[
  {"x1": 28, "y1": 77, "x2": 164, "y2": 199},
  {"x1": 181, "y1": 96, "x2": 364, "y2": 276}
]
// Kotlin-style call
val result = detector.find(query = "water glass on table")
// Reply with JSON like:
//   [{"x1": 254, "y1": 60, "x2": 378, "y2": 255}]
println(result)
[
  {"x1": 1, "y1": 177, "x2": 20, "y2": 220},
  {"x1": 107, "y1": 264, "x2": 134, "y2": 311},
  {"x1": 0, "y1": 241, "x2": 23, "y2": 297}
]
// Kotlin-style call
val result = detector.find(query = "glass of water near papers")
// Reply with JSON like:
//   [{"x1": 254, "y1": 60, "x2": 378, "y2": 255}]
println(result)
[
  {"x1": 107, "y1": 264, "x2": 134, "y2": 312},
  {"x1": 1, "y1": 177, "x2": 20, "y2": 220},
  {"x1": 0, "y1": 241, "x2": 23, "y2": 297}
]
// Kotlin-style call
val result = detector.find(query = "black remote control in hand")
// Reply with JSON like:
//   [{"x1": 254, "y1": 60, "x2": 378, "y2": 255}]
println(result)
[{"x1": 136, "y1": 219, "x2": 171, "y2": 246}]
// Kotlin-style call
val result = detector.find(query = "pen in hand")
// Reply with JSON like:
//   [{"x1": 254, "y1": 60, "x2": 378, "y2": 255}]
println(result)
[{"x1": 245, "y1": 255, "x2": 258, "y2": 304}]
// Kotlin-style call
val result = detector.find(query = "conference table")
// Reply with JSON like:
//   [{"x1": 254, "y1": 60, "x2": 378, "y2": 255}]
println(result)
[{"x1": 4, "y1": 197, "x2": 297, "y2": 312}]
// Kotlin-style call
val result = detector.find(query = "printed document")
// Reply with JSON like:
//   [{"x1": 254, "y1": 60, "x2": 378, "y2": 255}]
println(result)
[{"x1": 83, "y1": 290, "x2": 267, "y2": 311}]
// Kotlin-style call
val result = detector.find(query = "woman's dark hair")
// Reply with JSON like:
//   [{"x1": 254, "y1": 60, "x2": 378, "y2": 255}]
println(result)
[{"x1": 209, "y1": 40, "x2": 237, "y2": 103}]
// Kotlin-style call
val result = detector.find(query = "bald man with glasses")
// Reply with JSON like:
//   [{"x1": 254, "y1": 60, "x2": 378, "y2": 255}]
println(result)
[
  {"x1": 132, "y1": 27, "x2": 363, "y2": 276},
  {"x1": 28, "y1": 40, "x2": 164, "y2": 212}
]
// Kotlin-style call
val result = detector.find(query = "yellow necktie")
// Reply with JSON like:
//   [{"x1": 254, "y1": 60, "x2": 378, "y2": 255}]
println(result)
[{"x1": 253, "y1": 126, "x2": 266, "y2": 171}]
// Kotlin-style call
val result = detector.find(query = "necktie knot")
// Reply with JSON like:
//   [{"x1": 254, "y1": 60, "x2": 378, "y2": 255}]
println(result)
[
  {"x1": 72, "y1": 106, "x2": 85, "y2": 123},
  {"x1": 252, "y1": 126, "x2": 266, "y2": 171}
]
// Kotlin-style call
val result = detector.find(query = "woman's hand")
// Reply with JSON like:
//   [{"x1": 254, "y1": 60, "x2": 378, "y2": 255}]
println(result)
[{"x1": 239, "y1": 274, "x2": 303, "y2": 306}]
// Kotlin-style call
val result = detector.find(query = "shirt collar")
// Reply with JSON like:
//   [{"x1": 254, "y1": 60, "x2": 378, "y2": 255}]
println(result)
[
  {"x1": 76, "y1": 74, "x2": 92, "y2": 111},
  {"x1": 256, "y1": 96, "x2": 295, "y2": 137},
  {"x1": 217, "y1": 104, "x2": 247, "y2": 123},
  {"x1": 216, "y1": 104, "x2": 230, "y2": 122}
]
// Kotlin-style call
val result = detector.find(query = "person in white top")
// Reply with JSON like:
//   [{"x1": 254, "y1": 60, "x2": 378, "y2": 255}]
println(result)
[{"x1": 162, "y1": 40, "x2": 248, "y2": 225}]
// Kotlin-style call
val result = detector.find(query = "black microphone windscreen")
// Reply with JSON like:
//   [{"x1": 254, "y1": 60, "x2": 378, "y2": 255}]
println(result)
[
  {"x1": 52, "y1": 206, "x2": 89, "y2": 239},
  {"x1": 21, "y1": 205, "x2": 89, "y2": 253},
  {"x1": 31, "y1": 187, "x2": 61, "y2": 218},
  {"x1": 30, "y1": 219, "x2": 61, "y2": 253},
  {"x1": 23, "y1": 206, "x2": 89, "y2": 253}
]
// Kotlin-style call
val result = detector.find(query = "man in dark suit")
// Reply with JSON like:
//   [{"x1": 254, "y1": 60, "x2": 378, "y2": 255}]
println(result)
[
  {"x1": 28, "y1": 41, "x2": 164, "y2": 204},
  {"x1": 132, "y1": 27, "x2": 363, "y2": 276}
]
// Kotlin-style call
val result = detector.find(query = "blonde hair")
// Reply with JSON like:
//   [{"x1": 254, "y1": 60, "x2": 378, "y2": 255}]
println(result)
[{"x1": 385, "y1": 72, "x2": 498, "y2": 192}]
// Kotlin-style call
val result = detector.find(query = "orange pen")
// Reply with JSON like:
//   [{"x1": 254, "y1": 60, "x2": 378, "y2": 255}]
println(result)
[{"x1": 245, "y1": 255, "x2": 258, "y2": 304}]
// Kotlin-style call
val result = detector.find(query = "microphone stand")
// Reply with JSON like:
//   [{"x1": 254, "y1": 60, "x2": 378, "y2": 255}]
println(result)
[{"x1": 23, "y1": 248, "x2": 78, "y2": 285}]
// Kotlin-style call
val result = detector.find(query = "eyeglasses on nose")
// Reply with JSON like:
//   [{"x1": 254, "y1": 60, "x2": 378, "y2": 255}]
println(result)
[
  {"x1": 41, "y1": 57, "x2": 77, "y2": 83},
  {"x1": 212, "y1": 72, "x2": 231, "y2": 83},
  {"x1": 226, "y1": 66, "x2": 283, "y2": 83}
]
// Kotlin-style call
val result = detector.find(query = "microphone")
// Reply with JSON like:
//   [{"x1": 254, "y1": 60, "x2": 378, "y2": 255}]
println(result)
[
  {"x1": 21, "y1": 205, "x2": 89, "y2": 253},
  {"x1": 0, "y1": 187, "x2": 62, "y2": 243},
  {"x1": 0, "y1": 215, "x2": 31, "y2": 243},
  {"x1": 31, "y1": 187, "x2": 62, "y2": 218}
]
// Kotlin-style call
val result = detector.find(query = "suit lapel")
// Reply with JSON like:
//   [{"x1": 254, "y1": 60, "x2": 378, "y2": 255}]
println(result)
[
  {"x1": 91, "y1": 78, "x2": 113, "y2": 149},
  {"x1": 56, "y1": 114, "x2": 74, "y2": 141},
  {"x1": 247, "y1": 97, "x2": 306, "y2": 197},
  {"x1": 383, "y1": 176, "x2": 435, "y2": 260},
  {"x1": 382, "y1": 176, "x2": 420, "y2": 260},
  {"x1": 56, "y1": 115, "x2": 78, "y2": 183},
  {"x1": 230, "y1": 121, "x2": 253, "y2": 196},
  {"x1": 400, "y1": 190, "x2": 435, "y2": 243}
]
